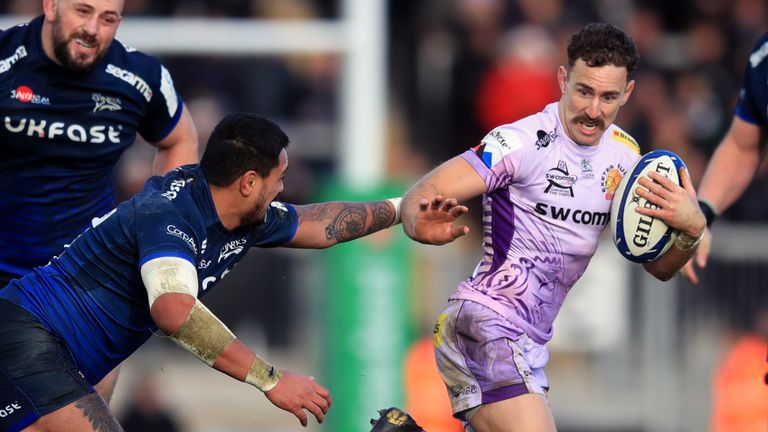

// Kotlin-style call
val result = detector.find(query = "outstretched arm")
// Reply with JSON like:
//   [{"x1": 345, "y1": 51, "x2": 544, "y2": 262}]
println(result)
[
  {"x1": 681, "y1": 116, "x2": 763, "y2": 283},
  {"x1": 286, "y1": 200, "x2": 398, "y2": 248},
  {"x1": 141, "y1": 257, "x2": 331, "y2": 427},
  {"x1": 401, "y1": 156, "x2": 485, "y2": 244}
]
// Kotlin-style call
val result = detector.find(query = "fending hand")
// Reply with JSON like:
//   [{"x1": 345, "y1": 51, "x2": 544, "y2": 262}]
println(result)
[{"x1": 409, "y1": 195, "x2": 470, "y2": 245}]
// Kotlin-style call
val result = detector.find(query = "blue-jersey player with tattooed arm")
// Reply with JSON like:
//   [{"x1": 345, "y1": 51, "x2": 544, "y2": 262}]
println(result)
[
  {"x1": 0, "y1": 113, "x2": 469, "y2": 432},
  {"x1": 0, "y1": 0, "x2": 199, "y2": 404}
]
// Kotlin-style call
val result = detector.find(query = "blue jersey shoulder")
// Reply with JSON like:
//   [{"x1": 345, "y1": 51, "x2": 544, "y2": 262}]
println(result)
[{"x1": 735, "y1": 33, "x2": 768, "y2": 126}]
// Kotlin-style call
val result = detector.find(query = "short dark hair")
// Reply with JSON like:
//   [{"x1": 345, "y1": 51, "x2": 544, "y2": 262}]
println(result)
[
  {"x1": 567, "y1": 23, "x2": 639, "y2": 75},
  {"x1": 201, "y1": 113, "x2": 289, "y2": 187}
]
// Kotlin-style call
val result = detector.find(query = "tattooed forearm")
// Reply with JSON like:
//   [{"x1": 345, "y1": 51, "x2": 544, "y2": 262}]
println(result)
[
  {"x1": 370, "y1": 201, "x2": 394, "y2": 232},
  {"x1": 75, "y1": 393, "x2": 124, "y2": 431},
  {"x1": 299, "y1": 201, "x2": 396, "y2": 243},
  {"x1": 325, "y1": 205, "x2": 367, "y2": 242},
  {"x1": 296, "y1": 201, "x2": 397, "y2": 245}
]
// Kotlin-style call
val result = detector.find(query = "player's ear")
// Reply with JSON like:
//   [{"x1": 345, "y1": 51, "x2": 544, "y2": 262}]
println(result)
[
  {"x1": 239, "y1": 171, "x2": 260, "y2": 197},
  {"x1": 43, "y1": 0, "x2": 57, "y2": 20},
  {"x1": 557, "y1": 66, "x2": 568, "y2": 94},
  {"x1": 621, "y1": 79, "x2": 636, "y2": 105}
]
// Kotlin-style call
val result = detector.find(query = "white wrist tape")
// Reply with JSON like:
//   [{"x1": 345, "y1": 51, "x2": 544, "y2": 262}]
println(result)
[
  {"x1": 245, "y1": 355, "x2": 282, "y2": 392},
  {"x1": 140, "y1": 256, "x2": 199, "y2": 307},
  {"x1": 386, "y1": 197, "x2": 402, "y2": 227}
]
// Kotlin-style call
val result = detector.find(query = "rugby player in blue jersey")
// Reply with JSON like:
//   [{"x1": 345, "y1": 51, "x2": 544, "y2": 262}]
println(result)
[
  {"x1": 0, "y1": 2, "x2": 199, "y2": 283},
  {"x1": 0, "y1": 0, "x2": 199, "y2": 405},
  {"x1": 682, "y1": 33, "x2": 768, "y2": 283},
  {"x1": 0, "y1": 112, "x2": 469, "y2": 432}
]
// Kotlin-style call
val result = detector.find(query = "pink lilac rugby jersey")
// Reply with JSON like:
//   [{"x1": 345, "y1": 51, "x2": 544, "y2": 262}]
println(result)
[{"x1": 452, "y1": 102, "x2": 641, "y2": 344}]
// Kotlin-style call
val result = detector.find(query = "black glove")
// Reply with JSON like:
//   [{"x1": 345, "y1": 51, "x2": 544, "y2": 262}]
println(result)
[{"x1": 369, "y1": 407, "x2": 426, "y2": 432}]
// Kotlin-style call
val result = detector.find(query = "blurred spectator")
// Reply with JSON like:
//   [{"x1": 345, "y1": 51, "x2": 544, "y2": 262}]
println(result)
[
  {"x1": 710, "y1": 309, "x2": 768, "y2": 432},
  {"x1": 474, "y1": 25, "x2": 559, "y2": 132},
  {"x1": 120, "y1": 375, "x2": 184, "y2": 432}
]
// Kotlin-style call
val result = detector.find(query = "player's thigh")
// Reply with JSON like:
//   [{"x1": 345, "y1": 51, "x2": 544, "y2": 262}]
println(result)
[
  {"x1": 93, "y1": 366, "x2": 121, "y2": 405},
  {"x1": 470, "y1": 393, "x2": 556, "y2": 432},
  {"x1": 25, "y1": 392, "x2": 121, "y2": 432},
  {"x1": 0, "y1": 299, "x2": 97, "y2": 431}
]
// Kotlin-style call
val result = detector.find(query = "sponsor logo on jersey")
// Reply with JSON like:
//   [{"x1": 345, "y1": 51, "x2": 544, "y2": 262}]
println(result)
[
  {"x1": 580, "y1": 158, "x2": 595, "y2": 179},
  {"x1": 534, "y1": 203, "x2": 610, "y2": 226},
  {"x1": 219, "y1": 238, "x2": 247, "y2": 263},
  {"x1": 750, "y1": 40, "x2": 768, "y2": 68},
  {"x1": 162, "y1": 179, "x2": 189, "y2": 201},
  {"x1": 105, "y1": 64, "x2": 152, "y2": 102},
  {"x1": 3, "y1": 116, "x2": 121, "y2": 142},
  {"x1": 535, "y1": 128, "x2": 557, "y2": 150},
  {"x1": 166, "y1": 225, "x2": 197, "y2": 253},
  {"x1": 600, "y1": 164, "x2": 627, "y2": 200},
  {"x1": 544, "y1": 160, "x2": 577, "y2": 197},
  {"x1": 611, "y1": 130, "x2": 640, "y2": 154},
  {"x1": 10, "y1": 85, "x2": 50, "y2": 105},
  {"x1": 92, "y1": 93, "x2": 122, "y2": 112},
  {"x1": 159, "y1": 66, "x2": 179, "y2": 117},
  {"x1": 270, "y1": 201, "x2": 289, "y2": 219},
  {"x1": 0, "y1": 45, "x2": 27, "y2": 74},
  {"x1": 198, "y1": 259, "x2": 211, "y2": 269},
  {"x1": 473, "y1": 129, "x2": 523, "y2": 168},
  {"x1": 0, "y1": 402, "x2": 22, "y2": 418}
]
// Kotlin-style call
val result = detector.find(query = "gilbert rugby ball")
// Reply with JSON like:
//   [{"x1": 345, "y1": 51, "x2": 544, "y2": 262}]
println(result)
[{"x1": 610, "y1": 150, "x2": 686, "y2": 263}]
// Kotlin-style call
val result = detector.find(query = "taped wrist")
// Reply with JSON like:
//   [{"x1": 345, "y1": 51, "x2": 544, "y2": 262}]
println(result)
[
  {"x1": 245, "y1": 355, "x2": 282, "y2": 392},
  {"x1": 386, "y1": 197, "x2": 402, "y2": 227},
  {"x1": 674, "y1": 229, "x2": 704, "y2": 251},
  {"x1": 170, "y1": 300, "x2": 236, "y2": 366}
]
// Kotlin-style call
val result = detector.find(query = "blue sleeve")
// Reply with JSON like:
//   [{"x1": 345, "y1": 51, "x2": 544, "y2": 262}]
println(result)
[
  {"x1": 134, "y1": 196, "x2": 199, "y2": 267},
  {"x1": 137, "y1": 60, "x2": 183, "y2": 143},
  {"x1": 250, "y1": 202, "x2": 299, "y2": 247},
  {"x1": 734, "y1": 35, "x2": 768, "y2": 126}
]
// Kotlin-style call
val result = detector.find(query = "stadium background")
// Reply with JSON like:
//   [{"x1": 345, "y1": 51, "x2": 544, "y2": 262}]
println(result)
[{"x1": 1, "y1": 0, "x2": 767, "y2": 431}]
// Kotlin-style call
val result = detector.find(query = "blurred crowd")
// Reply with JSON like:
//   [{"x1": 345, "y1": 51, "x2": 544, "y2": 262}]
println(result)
[
  {"x1": 389, "y1": 0, "x2": 768, "y2": 222},
  {"x1": 3, "y1": 0, "x2": 766, "y2": 221}
]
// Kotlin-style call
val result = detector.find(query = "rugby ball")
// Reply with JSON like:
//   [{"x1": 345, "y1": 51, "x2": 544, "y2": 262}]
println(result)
[{"x1": 610, "y1": 150, "x2": 686, "y2": 263}]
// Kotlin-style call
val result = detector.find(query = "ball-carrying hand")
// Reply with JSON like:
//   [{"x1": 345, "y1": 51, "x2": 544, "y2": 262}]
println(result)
[
  {"x1": 634, "y1": 168, "x2": 705, "y2": 238},
  {"x1": 265, "y1": 371, "x2": 332, "y2": 427}
]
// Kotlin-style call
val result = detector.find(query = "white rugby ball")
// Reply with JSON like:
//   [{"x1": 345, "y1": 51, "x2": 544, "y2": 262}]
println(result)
[{"x1": 610, "y1": 150, "x2": 686, "y2": 263}]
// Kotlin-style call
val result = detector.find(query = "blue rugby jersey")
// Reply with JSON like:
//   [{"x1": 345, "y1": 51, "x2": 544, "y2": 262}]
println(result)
[
  {"x1": 0, "y1": 16, "x2": 184, "y2": 278},
  {"x1": 735, "y1": 33, "x2": 768, "y2": 127},
  {"x1": 0, "y1": 165, "x2": 298, "y2": 384}
]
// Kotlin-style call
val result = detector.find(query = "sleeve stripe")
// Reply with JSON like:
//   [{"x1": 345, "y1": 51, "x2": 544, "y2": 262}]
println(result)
[{"x1": 139, "y1": 251, "x2": 195, "y2": 268}]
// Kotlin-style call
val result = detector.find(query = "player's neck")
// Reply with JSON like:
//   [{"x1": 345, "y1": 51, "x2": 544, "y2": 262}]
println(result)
[
  {"x1": 40, "y1": 21, "x2": 60, "y2": 67},
  {"x1": 209, "y1": 184, "x2": 243, "y2": 231}
]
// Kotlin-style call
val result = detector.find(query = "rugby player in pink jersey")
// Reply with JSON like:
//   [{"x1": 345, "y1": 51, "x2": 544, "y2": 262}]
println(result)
[{"x1": 401, "y1": 23, "x2": 706, "y2": 432}]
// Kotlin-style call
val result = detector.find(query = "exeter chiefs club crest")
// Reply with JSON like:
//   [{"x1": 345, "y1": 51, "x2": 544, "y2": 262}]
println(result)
[
  {"x1": 600, "y1": 164, "x2": 627, "y2": 200},
  {"x1": 544, "y1": 160, "x2": 577, "y2": 197}
]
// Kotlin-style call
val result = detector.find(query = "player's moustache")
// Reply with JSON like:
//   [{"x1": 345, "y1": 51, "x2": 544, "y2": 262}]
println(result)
[{"x1": 574, "y1": 115, "x2": 603, "y2": 129}]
